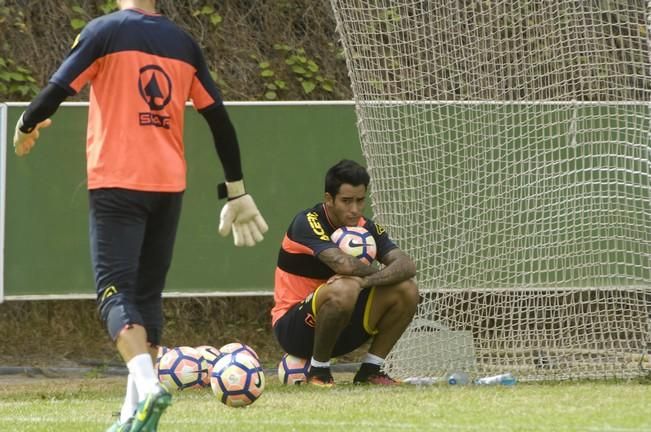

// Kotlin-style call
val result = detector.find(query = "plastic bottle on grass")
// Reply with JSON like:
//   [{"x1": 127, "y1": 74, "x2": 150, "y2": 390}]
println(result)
[
  {"x1": 474, "y1": 373, "x2": 517, "y2": 386},
  {"x1": 446, "y1": 371, "x2": 469, "y2": 385}
]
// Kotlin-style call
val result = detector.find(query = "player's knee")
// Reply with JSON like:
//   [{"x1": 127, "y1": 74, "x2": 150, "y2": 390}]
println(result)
[
  {"x1": 98, "y1": 292, "x2": 144, "y2": 341},
  {"x1": 320, "y1": 279, "x2": 359, "y2": 314},
  {"x1": 395, "y1": 279, "x2": 420, "y2": 314}
]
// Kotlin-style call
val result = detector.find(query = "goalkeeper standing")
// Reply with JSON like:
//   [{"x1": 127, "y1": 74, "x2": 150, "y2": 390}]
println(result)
[{"x1": 12, "y1": 1, "x2": 267, "y2": 431}]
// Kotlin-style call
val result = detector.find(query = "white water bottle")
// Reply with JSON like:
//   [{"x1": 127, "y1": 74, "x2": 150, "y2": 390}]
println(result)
[
  {"x1": 475, "y1": 373, "x2": 516, "y2": 386},
  {"x1": 447, "y1": 371, "x2": 469, "y2": 385}
]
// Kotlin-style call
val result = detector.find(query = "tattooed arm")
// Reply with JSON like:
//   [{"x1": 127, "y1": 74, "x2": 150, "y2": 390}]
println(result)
[
  {"x1": 318, "y1": 248, "x2": 379, "y2": 277},
  {"x1": 359, "y1": 249, "x2": 416, "y2": 289},
  {"x1": 318, "y1": 247, "x2": 416, "y2": 289}
]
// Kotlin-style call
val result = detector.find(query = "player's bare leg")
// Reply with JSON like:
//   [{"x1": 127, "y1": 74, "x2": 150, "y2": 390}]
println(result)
[
  {"x1": 113, "y1": 325, "x2": 171, "y2": 432},
  {"x1": 354, "y1": 279, "x2": 419, "y2": 384},
  {"x1": 309, "y1": 277, "x2": 363, "y2": 386}
]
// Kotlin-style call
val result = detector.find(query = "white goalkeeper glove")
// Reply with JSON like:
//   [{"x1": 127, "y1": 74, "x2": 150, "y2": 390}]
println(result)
[
  {"x1": 13, "y1": 112, "x2": 52, "y2": 157},
  {"x1": 218, "y1": 180, "x2": 268, "y2": 247}
]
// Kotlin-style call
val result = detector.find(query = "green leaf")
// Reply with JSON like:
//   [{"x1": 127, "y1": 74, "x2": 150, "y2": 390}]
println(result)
[
  {"x1": 0, "y1": 57, "x2": 6, "y2": 67},
  {"x1": 0, "y1": 71, "x2": 11, "y2": 81},
  {"x1": 260, "y1": 69, "x2": 274, "y2": 77},
  {"x1": 274, "y1": 80, "x2": 287, "y2": 89},
  {"x1": 8, "y1": 71, "x2": 24, "y2": 81},
  {"x1": 71, "y1": 5, "x2": 85, "y2": 14},
  {"x1": 266, "y1": 83, "x2": 277, "y2": 90},
  {"x1": 258, "y1": 61, "x2": 270, "y2": 69},
  {"x1": 209, "y1": 70, "x2": 218, "y2": 82},
  {"x1": 210, "y1": 14, "x2": 222, "y2": 26},
  {"x1": 301, "y1": 81, "x2": 316, "y2": 94},
  {"x1": 321, "y1": 82, "x2": 333, "y2": 92},
  {"x1": 307, "y1": 61, "x2": 319, "y2": 72},
  {"x1": 201, "y1": 5, "x2": 215, "y2": 14},
  {"x1": 285, "y1": 57, "x2": 296, "y2": 65},
  {"x1": 264, "y1": 91, "x2": 277, "y2": 100},
  {"x1": 292, "y1": 65, "x2": 306, "y2": 74},
  {"x1": 70, "y1": 18, "x2": 86, "y2": 30}
]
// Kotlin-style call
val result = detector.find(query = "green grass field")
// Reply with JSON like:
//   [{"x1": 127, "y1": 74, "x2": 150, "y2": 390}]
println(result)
[{"x1": 0, "y1": 373, "x2": 649, "y2": 432}]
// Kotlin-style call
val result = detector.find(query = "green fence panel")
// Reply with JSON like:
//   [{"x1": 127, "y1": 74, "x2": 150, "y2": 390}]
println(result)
[{"x1": 4, "y1": 103, "x2": 361, "y2": 297}]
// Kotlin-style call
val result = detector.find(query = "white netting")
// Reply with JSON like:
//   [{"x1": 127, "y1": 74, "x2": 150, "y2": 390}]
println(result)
[{"x1": 330, "y1": 0, "x2": 651, "y2": 380}]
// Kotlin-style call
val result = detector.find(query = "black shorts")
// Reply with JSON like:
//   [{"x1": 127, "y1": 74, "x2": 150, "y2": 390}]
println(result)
[
  {"x1": 89, "y1": 188, "x2": 183, "y2": 345},
  {"x1": 273, "y1": 285, "x2": 377, "y2": 359}
]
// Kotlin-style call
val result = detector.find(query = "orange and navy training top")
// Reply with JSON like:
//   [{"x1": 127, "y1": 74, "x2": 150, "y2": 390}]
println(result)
[
  {"x1": 50, "y1": 8, "x2": 222, "y2": 192},
  {"x1": 271, "y1": 203, "x2": 398, "y2": 326}
]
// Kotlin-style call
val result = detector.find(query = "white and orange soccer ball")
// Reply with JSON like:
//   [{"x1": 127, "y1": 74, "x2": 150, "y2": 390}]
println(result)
[
  {"x1": 218, "y1": 342, "x2": 260, "y2": 362},
  {"x1": 157, "y1": 346, "x2": 208, "y2": 391},
  {"x1": 331, "y1": 226, "x2": 377, "y2": 264},
  {"x1": 211, "y1": 352, "x2": 265, "y2": 407},
  {"x1": 277, "y1": 353, "x2": 309, "y2": 385},
  {"x1": 196, "y1": 345, "x2": 222, "y2": 387},
  {"x1": 154, "y1": 345, "x2": 169, "y2": 373}
]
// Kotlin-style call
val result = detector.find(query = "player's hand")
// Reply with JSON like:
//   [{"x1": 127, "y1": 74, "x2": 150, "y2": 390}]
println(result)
[
  {"x1": 13, "y1": 113, "x2": 52, "y2": 157},
  {"x1": 218, "y1": 180, "x2": 268, "y2": 247}
]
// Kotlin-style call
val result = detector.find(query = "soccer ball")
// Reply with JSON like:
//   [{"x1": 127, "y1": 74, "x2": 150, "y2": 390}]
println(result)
[
  {"x1": 218, "y1": 342, "x2": 260, "y2": 362},
  {"x1": 277, "y1": 353, "x2": 309, "y2": 385},
  {"x1": 157, "y1": 346, "x2": 208, "y2": 391},
  {"x1": 211, "y1": 352, "x2": 265, "y2": 407},
  {"x1": 154, "y1": 346, "x2": 169, "y2": 373},
  {"x1": 196, "y1": 345, "x2": 222, "y2": 387},
  {"x1": 331, "y1": 226, "x2": 377, "y2": 264}
]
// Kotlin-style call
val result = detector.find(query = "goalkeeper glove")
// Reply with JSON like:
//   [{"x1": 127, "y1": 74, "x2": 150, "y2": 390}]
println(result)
[
  {"x1": 218, "y1": 180, "x2": 268, "y2": 247},
  {"x1": 13, "y1": 112, "x2": 52, "y2": 157}
]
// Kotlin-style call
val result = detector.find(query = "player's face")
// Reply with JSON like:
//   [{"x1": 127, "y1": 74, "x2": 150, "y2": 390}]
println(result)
[{"x1": 325, "y1": 183, "x2": 367, "y2": 227}]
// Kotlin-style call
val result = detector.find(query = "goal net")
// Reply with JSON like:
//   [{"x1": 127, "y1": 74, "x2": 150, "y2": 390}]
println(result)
[{"x1": 329, "y1": 0, "x2": 651, "y2": 380}]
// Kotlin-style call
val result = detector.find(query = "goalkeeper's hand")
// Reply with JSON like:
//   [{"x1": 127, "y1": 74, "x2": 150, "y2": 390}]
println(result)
[
  {"x1": 218, "y1": 180, "x2": 268, "y2": 247},
  {"x1": 13, "y1": 113, "x2": 52, "y2": 157}
]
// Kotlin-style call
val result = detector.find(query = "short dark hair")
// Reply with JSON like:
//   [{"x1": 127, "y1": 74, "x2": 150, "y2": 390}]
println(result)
[{"x1": 325, "y1": 159, "x2": 370, "y2": 197}]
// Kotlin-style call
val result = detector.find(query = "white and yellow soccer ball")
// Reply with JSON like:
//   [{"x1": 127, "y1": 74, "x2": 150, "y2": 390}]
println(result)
[
  {"x1": 211, "y1": 352, "x2": 265, "y2": 407},
  {"x1": 277, "y1": 353, "x2": 309, "y2": 385},
  {"x1": 196, "y1": 345, "x2": 222, "y2": 387},
  {"x1": 331, "y1": 226, "x2": 377, "y2": 264},
  {"x1": 157, "y1": 346, "x2": 208, "y2": 391}
]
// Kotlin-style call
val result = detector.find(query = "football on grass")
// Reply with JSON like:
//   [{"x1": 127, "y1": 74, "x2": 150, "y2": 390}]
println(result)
[
  {"x1": 211, "y1": 352, "x2": 265, "y2": 407},
  {"x1": 196, "y1": 345, "x2": 222, "y2": 387},
  {"x1": 157, "y1": 346, "x2": 208, "y2": 391},
  {"x1": 218, "y1": 342, "x2": 260, "y2": 362},
  {"x1": 331, "y1": 226, "x2": 377, "y2": 264},
  {"x1": 277, "y1": 353, "x2": 309, "y2": 385}
]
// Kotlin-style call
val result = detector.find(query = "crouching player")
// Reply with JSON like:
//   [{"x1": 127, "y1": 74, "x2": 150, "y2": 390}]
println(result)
[{"x1": 272, "y1": 160, "x2": 419, "y2": 386}]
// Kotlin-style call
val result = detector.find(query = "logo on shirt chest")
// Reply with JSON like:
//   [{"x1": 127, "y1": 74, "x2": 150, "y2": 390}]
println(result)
[
  {"x1": 138, "y1": 65, "x2": 172, "y2": 129},
  {"x1": 306, "y1": 212, "x2": 330, "y2": 241}
]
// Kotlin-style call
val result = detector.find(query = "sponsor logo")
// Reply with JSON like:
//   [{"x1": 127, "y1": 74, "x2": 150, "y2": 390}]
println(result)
[
  {"x1": 375, "y1": 223, "x2": 386, "y2": 235},
  {"x1": 138, "y1": 65, "x2": 172, "y2": 129},
  {"x1": 100, "y1": 285, "x2": 117, "y2": 302},
  {"x1": 139, "y1": 112, "x2": 170, "y2": 129},
  {"x1": 306, "y1": 212, "x2": 330, "y2": 241}
]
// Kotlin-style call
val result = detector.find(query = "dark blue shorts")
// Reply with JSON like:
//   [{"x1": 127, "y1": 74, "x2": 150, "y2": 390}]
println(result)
[
  {"x1": 89, "y1": 188, "x2": 183, "y2": 345},
  {"x1": 273, "y1": 285, "x2": 377, "y2": 359}
]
